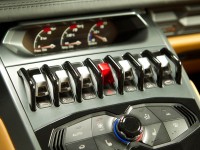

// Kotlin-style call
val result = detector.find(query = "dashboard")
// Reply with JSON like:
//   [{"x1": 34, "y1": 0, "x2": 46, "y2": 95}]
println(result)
[{"x1": 0, "y1": 1, "x2": 200, "y2": 150}]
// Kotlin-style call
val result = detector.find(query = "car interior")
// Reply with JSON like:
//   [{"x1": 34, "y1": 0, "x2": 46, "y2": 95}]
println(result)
[{"x1": 0, "y1": 0, "x2": 200, "y2": 150}]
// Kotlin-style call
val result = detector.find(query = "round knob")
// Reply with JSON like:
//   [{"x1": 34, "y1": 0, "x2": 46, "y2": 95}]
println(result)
[{"x1": 116, "y1": 115, "x2": 143, "y2": 141}]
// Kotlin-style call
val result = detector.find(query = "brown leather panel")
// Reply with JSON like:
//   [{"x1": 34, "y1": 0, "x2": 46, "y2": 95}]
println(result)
[
  {"x1": 168, "y1": 33, "x2": 200, "y2": 54},
  {"x1": 182, "y1": 59, "x2": 200, "y2": 74},
  {"x1": 0, "y1": 119, "x2": 15, "y2": 150}
]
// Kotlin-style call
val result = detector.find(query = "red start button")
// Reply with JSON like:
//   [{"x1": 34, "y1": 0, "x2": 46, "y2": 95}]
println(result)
[{"x1": 97, "y1": 63, "x2": 114, "y2": 85}]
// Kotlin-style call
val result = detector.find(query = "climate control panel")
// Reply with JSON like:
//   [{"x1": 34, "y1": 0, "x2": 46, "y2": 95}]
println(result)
[{"x1": 49, "y1": 104, "x2": 197, "y2": 150}]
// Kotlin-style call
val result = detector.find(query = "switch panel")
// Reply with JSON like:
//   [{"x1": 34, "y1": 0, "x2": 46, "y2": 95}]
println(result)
[{"x1": 18, "y1": 68, "x2": 52, "y2": 111}]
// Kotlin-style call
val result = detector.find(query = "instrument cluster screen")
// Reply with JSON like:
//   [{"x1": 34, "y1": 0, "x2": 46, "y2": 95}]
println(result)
[{"x1": 21, "y1": 15, "x2": 146, "y2": 54}]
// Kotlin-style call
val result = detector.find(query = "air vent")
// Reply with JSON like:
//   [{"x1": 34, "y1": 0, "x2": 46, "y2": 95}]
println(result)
[
  {"x1": 52, "y1": 128, "x2": 65, "y2": 150},
  {"x1": 174, "y1": 106, "x2": 197, "y2": 126}
]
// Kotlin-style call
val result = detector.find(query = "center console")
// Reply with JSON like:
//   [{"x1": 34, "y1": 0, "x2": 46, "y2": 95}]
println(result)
[{"x1": 0, "y1": 10, "x2": 199, "y2": 150}]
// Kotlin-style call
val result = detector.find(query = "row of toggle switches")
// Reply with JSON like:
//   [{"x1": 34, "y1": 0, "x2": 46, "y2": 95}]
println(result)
[{"x1": 18, "y1": 48, "x2": 182, "y2": 111}]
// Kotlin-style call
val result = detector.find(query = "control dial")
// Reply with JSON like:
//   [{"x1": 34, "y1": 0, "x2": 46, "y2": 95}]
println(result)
[{"x1": 114, "y1": 115, "x2": 143, "y2": 144}]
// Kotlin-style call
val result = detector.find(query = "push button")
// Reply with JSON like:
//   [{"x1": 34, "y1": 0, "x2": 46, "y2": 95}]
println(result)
[
  {"x1": 148, "y1": 106, "x2": 183, "y2": 122},
  {"x1": 142, "y1": 123, "x2": 170, "y2": 146},
  {"x1": 64, "y1": 118, "x2": 92, "y2": 144},
  {"x1": 66, "y1": 138, "x2": 98, "y2": 150},
  {"x1": 126, "y1": 107, "x2": 160, "y2": 126},
  {"x1": 164, "y1": 118, "x2": 188, "y2": 140},
  {"x1": 92, "y1": 115, "x2": 116, "y2": 136},
  {"x1": 94, "y1": 133, "x2": 127, "y2": 150}
]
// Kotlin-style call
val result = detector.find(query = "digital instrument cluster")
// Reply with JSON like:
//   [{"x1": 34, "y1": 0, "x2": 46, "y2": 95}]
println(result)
[
  {"x1": 3, "y1": 13, "x2": 147, "y2": 55},
  {"x1": 24, "y1": 20, "x2": 118, "y2": 53}
]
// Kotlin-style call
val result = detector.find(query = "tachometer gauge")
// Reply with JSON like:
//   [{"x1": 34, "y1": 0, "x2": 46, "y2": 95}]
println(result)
[
  {"x1": 33, "y1": 27, "x2": 56, "y2": 53},
  {"x1": 88, "y1": 20, "x2": 116, "y2": 46},
  {"x1": 60, "y1": 24, "x2": 84, "y2": 49}
]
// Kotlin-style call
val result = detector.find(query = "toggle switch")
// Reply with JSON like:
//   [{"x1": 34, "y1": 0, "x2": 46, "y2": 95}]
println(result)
[
  {"x1": 76, "y1": 66, "x2": 96, "y2": 100},
  {"x1": 63, "y1": 61, "x2": 96, "y2": 102},
  {"x1": 160, "y1": 48, "x2": 182, "y2": 84},
  {"x1": 123, "y1": 52, "x2": 156, "y2": 90},
  {"x1": 32, "y1": 74, "x2": 49, "y2": 97},
  {"x1": 41, "y1": 65, "x2": 74, "y2": 107},
  {"x1": 118, "y1": 60, "x2": 136, "y2": 92},
  {"x1": 84, "y1": 58, "x2": 103, "y2": 99},
  {"x1": 142, "y1": 50, "x2": 174, "y2": 87},
  {"x1": 98, "y1": 63, "x2": 115, "y2": 85},
  {"x1": 97, "y1": 62, "x2": 116, "y2": 96},
  {"x1": 137, "y1": 57, "x2": 156, "y2": 89},
  {"x1": 156, "y1": 55, "x2": 174, "y2": 85},
  {"x1": 18, "y1": 68, "x2": 52, "y2": 111}
]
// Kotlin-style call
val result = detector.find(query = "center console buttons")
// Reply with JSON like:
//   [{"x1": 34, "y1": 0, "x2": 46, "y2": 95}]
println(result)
[
  {"x1": 160, "y1": 48, "x2": 182, "y2": 84},
  {"x1": 92, "y1": 115, "x2": 116, "y2": 136},
  {"x1": 66, "y1": 138, "x2": 98, "y2": 150},
  {"x1": 18, "y1": 68, "x2": 52, "y2": 111},
  {"x1": 64, "y1": 118, "x2": 92, "y2": 144},
  {"x1": 148, "y1": 106, "x2": 183, "y2": 122},
  {"x1": 142, "y1": 123, "x2": 170, "y2": 146},
  {"x1": 41, "y1": 65, "x2": 74, "y2": 107},
  {"x1": 89, "y1": 59, "x2": 116, "y2": 96},
  {"x1": 76, "y1": 66, "x2": 96, "y2": 100},
  {"x1": 164, "y1": 119, "x2": 188, "y2": 140},
  {"x1": 94, "y1": 133, "x2": 127, "y2": 150},
  {"x1": 63, "y1": 61, "x2": 96, "y2": 102},
  {"x1": 137, "y1": 57, "x2": 156, "y2": 89},
  {"x1": 126, "y1": 107, "x2": 160, "y2": 126}
]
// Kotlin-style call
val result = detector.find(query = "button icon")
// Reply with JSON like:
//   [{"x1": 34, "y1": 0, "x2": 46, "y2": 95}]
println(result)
[
  {"x1": 105, "y1": 139, "x2": 113, "y2": 147},
  {"x1": 79, "y1": 144, "x2": 86, "y2": 149},
  {"x1": 97, "y1": 122, "x2": 105, "y2": 131},
  {"x1": 152, "y1": 128, "x2": 157, "y2": 136},
  {"x1": 144, "y1": 114, "x2": 151, "y2": 120},
  {"x1": 172, "y1": 122, "x2": 179, "y2": 128}
]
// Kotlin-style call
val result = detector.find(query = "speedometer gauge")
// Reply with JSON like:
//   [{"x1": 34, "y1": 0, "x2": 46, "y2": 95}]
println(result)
[
  {"x1": 33, "y1": 27, "x2": 56, "y2": 53},
  {"x1": 60, "y1": 24, "x2": 84, "y2": 49}
]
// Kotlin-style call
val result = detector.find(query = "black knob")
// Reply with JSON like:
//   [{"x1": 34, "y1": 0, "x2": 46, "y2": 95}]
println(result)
[{"x1": 117, "y1": 115, "x2": 143, "y2": 140}]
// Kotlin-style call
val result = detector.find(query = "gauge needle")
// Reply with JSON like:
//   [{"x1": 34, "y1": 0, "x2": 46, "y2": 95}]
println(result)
[
  {"x1": 64, "y1": 40, "x2": 82, "y2": 46},
  {"x1": 94, "y1": 34, "x2": 107, "y2": 42},
  {"x1": 40, "y1": 44, "x2": 56, "y2": 49}
]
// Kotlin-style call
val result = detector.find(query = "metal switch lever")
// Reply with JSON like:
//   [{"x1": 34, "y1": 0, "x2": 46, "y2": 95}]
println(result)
[
  {"x1": 77, "y1": 66, "x2": 93, "y2": 89},
  {"x1": 138, "y1": 57, "x2": 156, "y2": 89},
  {"x1": 41, "y1": 65, "x2": 74, "y2": 106},
  {"x1": 118, "y1": 60, "x2": 136, "y2": 92},
  {"x1": 55, "y1": 70, "x2": 71, "y2": 93},
  {"x1": 76, "y1": 66, "x2": 96, "y2": 100},
  {"x1": 32, "y1": 74, "x2": 49, "y2": 97},
  {"x1": 160, "y1": 48, "x2": 182, "y2": 84},
  {"x1": 156, "y1": 55, "x2": 174, "y2": 85},
  {"x1": 97, "y1": 62, "x2": 116, "y2": 96},
  {"x1": 18, "y1": 68, "x2": 52, "y2": 111}
]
